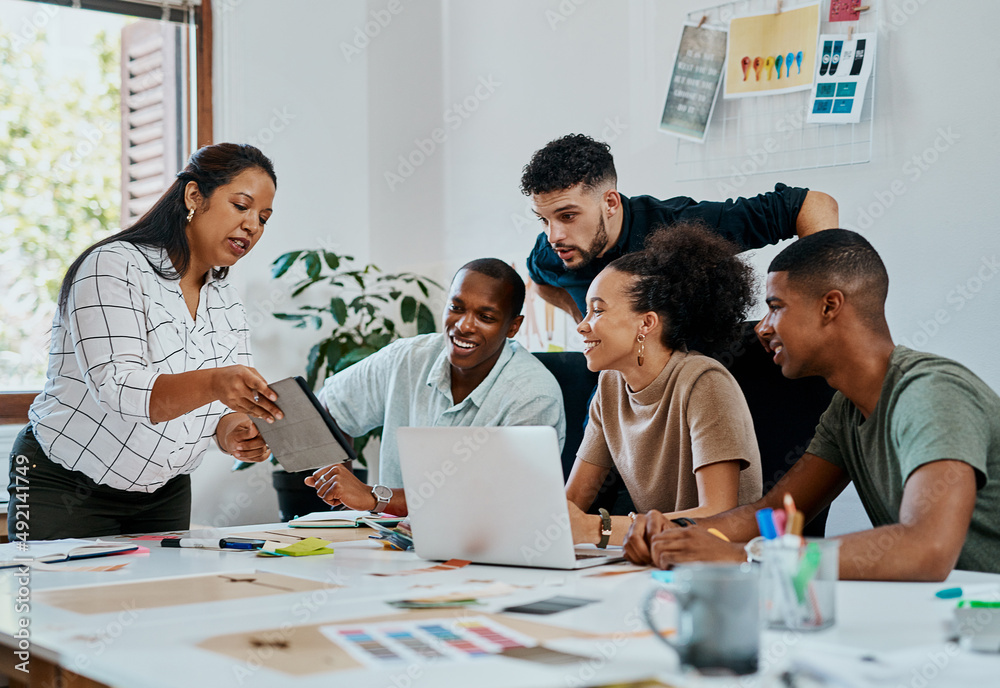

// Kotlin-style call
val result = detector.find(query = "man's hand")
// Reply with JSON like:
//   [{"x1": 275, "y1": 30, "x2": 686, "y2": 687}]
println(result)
[
  {"x1": 305, "y1": 464, "x2": 375, "y2": 511},
  {"x1": 624, "y1": 510, "x2": 674, "y2": 565},
  {"x1": 649, "y1": 526, "x2": 746, "y2": 569},
  {"x1": 217, "y1": 413, "x2": 270, "y2": 461}
]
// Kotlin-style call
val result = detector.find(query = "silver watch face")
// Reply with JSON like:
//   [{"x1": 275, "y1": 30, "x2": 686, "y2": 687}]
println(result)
[{"x1": 372, "y1": 484, "x2": 393, "y2": 501}]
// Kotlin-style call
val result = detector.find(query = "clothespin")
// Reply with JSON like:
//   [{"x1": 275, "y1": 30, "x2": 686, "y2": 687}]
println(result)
[
  {"x1": 776, "y1": 0, "x2": 783, "y2": 13},
  {"x1": 697, "y1": 15, "x2": 708, "y2": 29},
  {"x1": 853, "y1": 5, "x2": 872, "y2": 12},
  {"x1": 848, "y1": 25, "x2": 855, "y2": 41}
]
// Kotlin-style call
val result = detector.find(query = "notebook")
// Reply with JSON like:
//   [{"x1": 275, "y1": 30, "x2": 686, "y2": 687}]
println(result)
[
  {"x1": 397, "y1": 426, "x2": 625, "y2": 570},
  {"x1": 250, "y1": 376, "x2": 358, "y2": 472},
  {"x1": 288, "y1": 509, "x2": 404, "y2": 529},
  {"x1": 0, "y1": 539, "x2": 139, "y2": 569}
]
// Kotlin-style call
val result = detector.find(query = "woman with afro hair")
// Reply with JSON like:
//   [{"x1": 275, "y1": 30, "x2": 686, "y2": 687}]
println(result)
[{"x1": 566, "y1": 221, "x2": 763, "y2": 547}]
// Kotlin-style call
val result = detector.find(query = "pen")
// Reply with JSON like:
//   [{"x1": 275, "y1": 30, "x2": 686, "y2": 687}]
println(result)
[
  {"x1": 935, "y1": 584, "x2": 1000, "y2": 600},
  {"x1": 160, "y1": 538, "x2": 221, "y2": 549},
  {"x1": 756, "y1": 508, "x2": 778, "y2": 539},
  {"x1": 773, "y1": 509, "x2": 787, "y2": 537},
  {"x1": 707, "y1": 528, "x2": 730, "y2": 542},
  {"x1": 160, "y1": 538, "x2": 261, "y2": 550}
]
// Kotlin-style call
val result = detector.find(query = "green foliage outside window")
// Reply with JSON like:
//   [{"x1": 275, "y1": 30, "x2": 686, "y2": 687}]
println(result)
[{"x1": 0, "y1": 25, "x2": 121, "y2": 386}]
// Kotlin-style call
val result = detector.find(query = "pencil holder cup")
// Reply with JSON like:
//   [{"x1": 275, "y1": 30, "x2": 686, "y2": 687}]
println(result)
[
  {"x1": 643, "y1": 563, "x2": 760, "y2": 676},
  {"x1": 761, "y1": 537, "x2": 840, "y2": 631}
]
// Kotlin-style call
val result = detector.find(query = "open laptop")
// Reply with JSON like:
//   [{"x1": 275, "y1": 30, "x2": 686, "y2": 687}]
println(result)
[{"x1": 397, "y1": 426, "x2": 624, "y2": 570}]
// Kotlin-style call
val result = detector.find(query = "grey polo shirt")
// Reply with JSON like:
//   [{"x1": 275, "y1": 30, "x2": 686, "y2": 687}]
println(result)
[{"x1": 319, "y1": 333, "x2": 566, "y2": 488}]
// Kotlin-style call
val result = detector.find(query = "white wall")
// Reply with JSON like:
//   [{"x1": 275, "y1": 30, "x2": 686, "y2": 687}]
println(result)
[
  {"x1": 194, "y1": 0, "x2": 371, "y2": 526},
  {"x1": 203, "y1": 0, "x2": 999, "y2": 527}
]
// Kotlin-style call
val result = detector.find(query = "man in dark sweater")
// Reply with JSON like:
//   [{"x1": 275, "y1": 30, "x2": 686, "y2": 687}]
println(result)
[{"x1": 523, "y1": 134, "x2": 839, "y2": 322}]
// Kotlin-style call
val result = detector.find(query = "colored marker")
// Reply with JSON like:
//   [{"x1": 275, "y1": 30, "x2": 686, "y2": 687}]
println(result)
[
  {"x1": 753, "y1": 56, "x2": 763, "y2": 81},
  {"x1": 935, "y1": 584, "x2": 1000, "y2": 600},
  {"x1": 772, "y1": 509, "x2": 787, "y2": 537},
  {"x1": 756, "y1": 508, "x2": 778, "y2": 539},
  {"x1": 775, "y1": 53, "x2": 783, "y2": 79},
  {"x1": 789, "y1": 512, "x2": 805, "y2": 537},
  {"x1": 707, "y1": 528, "x2": 731, "y2": 542},
  {"x1": 786, "y1": 52, "x2": 794, "y2": 77},
  {"x1": 741, "y1": 55, "x2": 751, "y2": 81},
  {"x1": 765, "y1": 55, "x2": 775, "y2": 80},
  {"x1": 783, "y1": 493, "x2": 797, "y2": 524},
  {"x1": 796, "y1": 51, "x2": 804, "y2": 74}
]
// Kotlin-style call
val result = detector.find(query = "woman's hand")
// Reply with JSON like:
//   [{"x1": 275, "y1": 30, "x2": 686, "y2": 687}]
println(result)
[
  {"x1": 566, "y1": 499, "x2": 601, "y2": 545},
  {"x1": 217, "y1": 413, "x2": 271, "y2": 461},
  {"x1": 624, "y1": 510, "x2": 673, "y2": 565},
  {"x1": 305, "y1": 464, "x2": 375, "y2": 511},
  {"x1": 211, "y1": 366, "x2": 282, "y2": 422}
]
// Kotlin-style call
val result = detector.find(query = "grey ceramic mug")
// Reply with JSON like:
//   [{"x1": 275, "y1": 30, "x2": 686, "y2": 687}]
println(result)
[{"x1": 643, "y1": 563, "x2": 760, "y2": 675}]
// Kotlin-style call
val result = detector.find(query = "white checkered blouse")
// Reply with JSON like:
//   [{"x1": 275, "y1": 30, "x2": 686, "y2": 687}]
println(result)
[{"x1": 29, "y1": 241, "x2": 252, "y2": 492}]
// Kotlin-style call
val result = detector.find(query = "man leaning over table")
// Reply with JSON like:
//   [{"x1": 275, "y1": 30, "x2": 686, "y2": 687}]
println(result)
[
  {"x1": 305, "y1": 258, "x2": 566, "y2": 516},
  {"x1": 521, "y1": 133, "x2": 839, "y2": 322},
  {"x1": 625, "y1": 229, "x2": 1000, "y2": 581}
]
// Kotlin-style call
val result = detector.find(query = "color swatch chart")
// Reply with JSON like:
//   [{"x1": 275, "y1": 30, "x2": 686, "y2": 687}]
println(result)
[
  {"x1": 807, "y1": 32, "x2": 876, "y2": 124},
  {"x1": 321, "y1": 616, "x2": 536, "y2": 667}
]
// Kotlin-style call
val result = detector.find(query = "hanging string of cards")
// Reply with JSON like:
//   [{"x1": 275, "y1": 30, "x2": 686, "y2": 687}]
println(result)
[{"x1": 659, "y1": 1, "x2": 876, "y2": 143}]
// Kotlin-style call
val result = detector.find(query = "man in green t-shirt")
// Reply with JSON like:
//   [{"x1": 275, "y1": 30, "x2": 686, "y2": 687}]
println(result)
[{"x1": 623, "y1": 229, "x2": 1000, "y2": 580}]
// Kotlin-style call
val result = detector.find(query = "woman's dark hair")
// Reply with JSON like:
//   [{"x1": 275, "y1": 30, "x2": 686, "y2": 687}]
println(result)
[
  {"x1": 608, "y1": 221, "x2": 755, "y2": 354},
  {"x1": 57, "y1": 143, "x2": 276, "y2": 316}
]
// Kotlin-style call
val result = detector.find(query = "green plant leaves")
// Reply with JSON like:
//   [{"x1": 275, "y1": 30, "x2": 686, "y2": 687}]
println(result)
[
  {"x1": 400, "y1": 295, "x2": 417, "y2": 323},
  {"x1": 304, "y1": 252, "x2": 322, "y2": 279},
  {"x1": 330, "y1": 297, "x2": 348, "y2": 325},
  {"x1": 271, "y1": 251, "x2": 302, "y2": 279},
  {"x1": 417, "y1": 303, "x2": 436, "y2": 334}
]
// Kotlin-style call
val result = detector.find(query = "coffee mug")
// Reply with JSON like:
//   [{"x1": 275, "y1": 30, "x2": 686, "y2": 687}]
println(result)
[{"x1": 643, "y1": 563, "x2": 760, "y2": 675}]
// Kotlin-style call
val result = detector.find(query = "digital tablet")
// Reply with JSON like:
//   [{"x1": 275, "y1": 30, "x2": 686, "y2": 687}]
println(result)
[{"x1": 249, "y1": 376, "x2": 357, "y2": 472}]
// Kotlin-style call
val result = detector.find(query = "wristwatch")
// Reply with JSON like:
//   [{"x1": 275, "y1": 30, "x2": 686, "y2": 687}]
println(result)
[
  {"x1": 597, "y1": 508, "x2": 612, "y2": 549},
  {"x1": 671, "y1": 517, "x2": 697, "y2": 528},
  {"x1": 370, "y1": 484, "x2": 392, "y2": 513}
]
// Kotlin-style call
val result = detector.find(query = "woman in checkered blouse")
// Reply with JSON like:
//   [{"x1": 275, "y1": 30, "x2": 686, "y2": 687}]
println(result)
[{"x1": 8, "y1": 143, "x2": 285, "y2": 539}]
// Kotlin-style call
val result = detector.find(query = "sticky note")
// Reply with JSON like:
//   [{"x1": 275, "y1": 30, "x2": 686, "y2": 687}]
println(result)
[{"x1": 273, "y1": 537, "x2": 335, "y2": 557}]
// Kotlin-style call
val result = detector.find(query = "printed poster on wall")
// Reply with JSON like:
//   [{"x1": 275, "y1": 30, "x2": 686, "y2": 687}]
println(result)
[
  {"x1": 806, "y1": 33, "x2": 876, "y2": 124},
  {"x1": 724, "y1": 2, "x2": 820, "y2": 99},
  {"x1": 659, "y1": 23, "x2": 727, "y2": 143}
]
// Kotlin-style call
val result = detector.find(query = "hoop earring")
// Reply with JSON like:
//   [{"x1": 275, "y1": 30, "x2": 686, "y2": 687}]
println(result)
[
  {"x1": 186, "y1": 207, "x2": 195, "y2": 223},
  {"x1": 636, "y1": 333, "x2": 645, "y2": 367}
]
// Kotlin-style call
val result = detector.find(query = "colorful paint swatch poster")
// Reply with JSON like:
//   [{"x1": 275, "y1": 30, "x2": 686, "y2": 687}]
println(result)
[
  {"x1": 320, "y1": 616, "x2": 537, "y2": 668},
  {"x1": 724, "y1": 2, "x2": 820, "y2": 99},
  {"x1": 659, "y1": 23, "x2": 727, "y2": 143},
  {"x1": 806, "y1": 33, "x2": 876, "y2": 124}
]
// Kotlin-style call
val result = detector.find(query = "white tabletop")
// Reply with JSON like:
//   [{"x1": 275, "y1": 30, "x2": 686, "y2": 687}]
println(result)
[{"x1": 3, "y1": 523, "x2": 999, "y2": 688}]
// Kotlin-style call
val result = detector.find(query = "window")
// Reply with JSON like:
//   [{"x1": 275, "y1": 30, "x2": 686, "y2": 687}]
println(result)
[{"x1": 0, "y1": 0, "x2": 211, "y2": 418}]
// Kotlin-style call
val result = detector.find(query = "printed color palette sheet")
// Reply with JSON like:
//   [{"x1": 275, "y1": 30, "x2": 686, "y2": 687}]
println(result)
[
  {"x1": 806, "y1": 33, "x2": 875, "y2": 123},
  {"x1": 320, "y1": 616, "x2": 536, "y2": 667}
]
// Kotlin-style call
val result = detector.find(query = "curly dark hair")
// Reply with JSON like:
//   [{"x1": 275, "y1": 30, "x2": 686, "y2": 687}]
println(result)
[
  {"x1": 520, "y1": 134, "x2": 617, "y2": 196},
  {"x1": 608, "y1": 222, "x2": 755, "y2": 354}
]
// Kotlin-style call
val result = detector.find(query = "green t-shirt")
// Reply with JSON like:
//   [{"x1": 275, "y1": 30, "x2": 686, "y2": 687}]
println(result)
[{"x1": 807, "y1": 346, "x2": 1000, "y2": 574}]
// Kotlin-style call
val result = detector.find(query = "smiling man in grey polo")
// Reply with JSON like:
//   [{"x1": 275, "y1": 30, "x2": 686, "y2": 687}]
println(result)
[{"x1": 305, "y1": 258, "x2": 566, "y2": 516}]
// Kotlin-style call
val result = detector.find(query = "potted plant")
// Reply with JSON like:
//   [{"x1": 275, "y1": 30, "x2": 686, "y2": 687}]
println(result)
[{"x1": 233, "y1": 249, "x2": 442, "y2": 521}]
